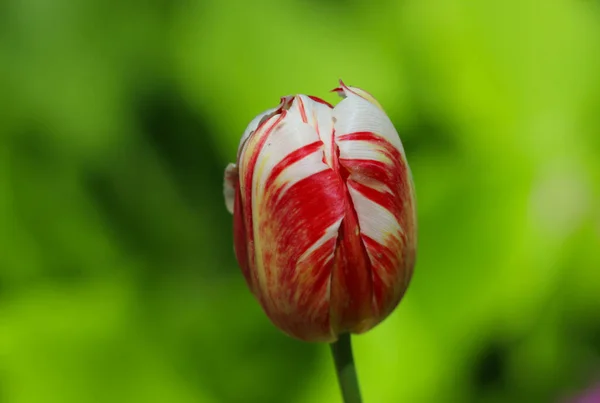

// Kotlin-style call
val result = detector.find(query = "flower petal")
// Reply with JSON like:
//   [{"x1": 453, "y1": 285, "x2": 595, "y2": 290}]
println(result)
[
  {"x1": 236, "y1": 96, "x2": 294, "y2": 159},
  {"x1": 237, "y1": 106, "x2": 278, "y2": 158},
  {"x1": 287, "y1": 95, "x2": 336, "y2": 168},
  {"x1": 329, "y1": 189, "x2": 374, "y2": 336},
  {"x1": 223, "y1": 161, "x2": 255, "y2": 293},
  {"x1": 333, "y1": 86, "x2": 417, "y2": 321},
  {"x1": 238, "y1": 100, "x2": 344, "y2": 341},
  {"x1": 332, "y1": 79, "x2": 384, "y2": 111},
  {"x1": 224, "y1": 163, "x2": 237, "y2": 214},
  {"x1": 232, "y1": 177, "x2": 255, "y2": 294}
]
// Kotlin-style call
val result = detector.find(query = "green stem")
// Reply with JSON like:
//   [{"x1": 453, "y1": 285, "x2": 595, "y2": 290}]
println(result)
[{"x1": 330, "y1": 333, "x2": 362, "y2": 403}]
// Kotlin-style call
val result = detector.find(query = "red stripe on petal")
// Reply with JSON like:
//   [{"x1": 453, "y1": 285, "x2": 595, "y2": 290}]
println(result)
[
  {"x1": 270, "y1": 170, "x2": 344, "y2": 243},
  {"x1": 328, "y1": 141, "x2": 374, "y2": 335},
  {"x1": 346, "y1": 178, "x2": 404, "y2": 227},
  {"x1": 336, "y1": 131, "x2": 405, "y2": 186},
  {"x1": 308, "y1": 95, "x2": 334, "y2": 109},
  {"x1": 341, "y1": 158, "x2": 410, "y2": 239},
  {"x1": 263, "y1": 140, "x2": 323, "y2": 192},
  {"x1": 296, "y1": 96, "x2": 308, "y2": 123},
  {"x1": 340, "y1": 158, "x2": 395, "y2": 183},
  {"x1": 329, "y1": 191, "x2": 374, "y2": 335},
  {"x1": 264, "y1": 237, "x2": 336, "y2": 341},
  {"x1": 283, "y1": 237, "x2": 336, "y2": 313},
  {"x1": 362, "y1": 234, "x2": 414, "y2": 321},
  {"x1": 337, "y1": 131, "x2": 401, "y2": 158},
  {"x1": 338, "y1": 131, "x2": 413, "y2": 240}
]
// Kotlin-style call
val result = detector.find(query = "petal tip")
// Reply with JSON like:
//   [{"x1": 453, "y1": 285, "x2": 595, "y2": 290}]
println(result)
[
  {"x1": 277, "y1": 95, "x2": 295, "y2": 112},
  {"x1": 331, "y1": 79, "x2": 348, "y2": 98}
]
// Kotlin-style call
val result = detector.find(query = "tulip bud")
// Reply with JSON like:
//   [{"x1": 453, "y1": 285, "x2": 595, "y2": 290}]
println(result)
[{"x1": 224, "y1": 81, "x2": 417, "y2": 342}]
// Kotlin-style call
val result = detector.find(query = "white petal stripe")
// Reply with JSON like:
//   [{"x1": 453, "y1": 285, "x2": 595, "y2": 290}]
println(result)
[
  {"x1": 253, "y1": 113, "x2": 329, "y2": 201},
  {"x1": 333, "y1": 92, "x2": 406, "y2": 159},
  {"x1": 297, "y1": 218, "x2": 344, "y2": 265},
  {"x1": 336, "y1": 139, "x2": 394, "y2": 166},
  {"x1": 347, "y1": 182, "x2": 404, "y2": 245},
  {"x1": 272, "y1": 149, "x2": 329, "y2": 204}
]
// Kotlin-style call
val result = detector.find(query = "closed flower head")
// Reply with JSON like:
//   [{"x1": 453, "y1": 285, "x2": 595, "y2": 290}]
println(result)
[{"x1": 224, "y1": 81, "x2": 417, "y2": 342}]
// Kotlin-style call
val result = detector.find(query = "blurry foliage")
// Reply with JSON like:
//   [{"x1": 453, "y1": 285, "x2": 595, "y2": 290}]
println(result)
[{"x1": 1, "y1": 0, "x2": 600, "y2": 402}]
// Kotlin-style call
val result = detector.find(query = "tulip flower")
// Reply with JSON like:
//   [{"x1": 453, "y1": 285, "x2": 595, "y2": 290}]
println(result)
[{"x1": 224, "y1": 81, "x2": 417, "y2": 402}]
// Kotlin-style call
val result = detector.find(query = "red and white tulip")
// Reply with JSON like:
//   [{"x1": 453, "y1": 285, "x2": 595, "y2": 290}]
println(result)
[{"x1": 224, "y1": 81, "x2": 417, "y2": 342}]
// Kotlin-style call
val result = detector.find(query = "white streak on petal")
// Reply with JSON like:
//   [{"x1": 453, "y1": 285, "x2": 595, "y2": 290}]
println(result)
[
  {"x1": 294, "y1": 95, "x2": 335, "y2": 168},
  {"x1": 337, "y1": 139, "x2": 393, "y2": 165},
  {"x1": 347, "y1": 183, "x2": 403, "y2": 245},
  {"x1": 333, "y1": 91, "x2": 406, "y2": 159},
  {"x1": 252, "y1": 112, "x2": 329, "y2": 199},
  {"x1": 297, "y1": 218, "x2": 343, "y2": 264},
  {"x1": 350, "y1": 174, "x2": 393, "y2": 195},
  {"x1": 274, "y1": 149, "x2": 329, "y2": 203}
]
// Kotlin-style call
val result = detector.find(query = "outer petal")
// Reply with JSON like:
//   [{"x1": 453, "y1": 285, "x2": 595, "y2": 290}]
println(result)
[
  {"x1": 238, "y1": 97, "x2": 344, "y2": 342},
  {"x1": 224, "y1": 163, "x2": 237, "y2": 214},
  {"x1": 232, "y1": 98, "x2": 293, "y2": 297},
  {"x1": 333, "y1": 83, "x2": 417, "y2": 325},
  {"x1": 237, "y1": 105, "x2": 279, "y2": 158},
  {"x1": 223, "y1": 162, "x2": 255, "y2": 294}
]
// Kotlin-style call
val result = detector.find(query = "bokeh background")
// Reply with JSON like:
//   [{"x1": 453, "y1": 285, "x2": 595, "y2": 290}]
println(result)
[{"x1": 1, "y1": 0, "x2": 600, "y2": 402}]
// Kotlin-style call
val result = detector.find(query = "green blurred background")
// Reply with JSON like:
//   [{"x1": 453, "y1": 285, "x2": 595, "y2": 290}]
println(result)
[{"x1": 1, "y1": 0, "x2": 600, "y2": 402}]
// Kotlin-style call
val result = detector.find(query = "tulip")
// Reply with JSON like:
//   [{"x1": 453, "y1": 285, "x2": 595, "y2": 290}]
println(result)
[{"x1": 224, "y1": 81, "x2": 417, "y2": 343}]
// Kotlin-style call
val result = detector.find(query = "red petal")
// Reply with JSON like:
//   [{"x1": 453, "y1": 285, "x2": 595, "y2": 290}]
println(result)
[
  {"x1": 329, "y1": 184, "x2": 374, "y2": 335},
  {"x1": 238, "y1": 107, "x2": 344, "y2": 342},
  {"x1": 259, "y1": 168, "x2": 345, "y2": 341}
]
